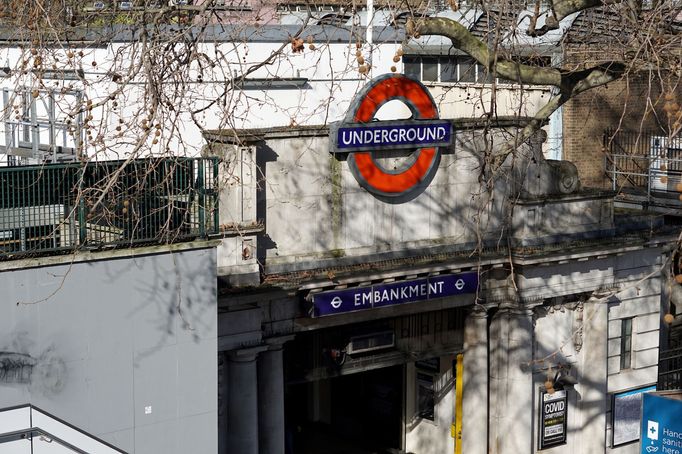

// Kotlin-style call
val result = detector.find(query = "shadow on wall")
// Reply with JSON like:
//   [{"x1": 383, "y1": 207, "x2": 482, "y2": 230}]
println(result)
[
  {"x1": 1, "y1": 247, "x2": 215, "y2": 395},
  {"x1": 109, "y1": 250, "x2": 217, "y2": 365},
  {"x1": 253, "y1": 127, "x2": 529, "y2": 266},
  {"x1": 0, "y1": 348, "x2": 67, "y2": 395}
]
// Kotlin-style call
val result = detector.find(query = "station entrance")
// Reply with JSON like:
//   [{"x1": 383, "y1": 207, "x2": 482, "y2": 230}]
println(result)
[
  {"x1": 286, "y1": 365, "x2": 403, "y2": 454},
  {"x1": 283, "y1": 307, "x2": 466, "y2": 454}
]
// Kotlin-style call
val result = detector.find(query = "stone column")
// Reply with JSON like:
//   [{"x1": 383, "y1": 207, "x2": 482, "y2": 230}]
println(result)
[
  {"x1": 226, "y1": 346, "x2": 268, "y2": 454},
  {"x1": 219, "y1": 352, "x2": 228, "y2": 454},
  {"x1": 488, "y1": 303, "x2": 534, "y2": 454},
  {"x1": 461, "y1": 306, "x2": 489, "y2": 454},
  {"x1": 258, "y1": 336, "x2": 294, "y2": 454},
  {"x1": 576, "y1": 296, "x2": 608, "y2": 453}
]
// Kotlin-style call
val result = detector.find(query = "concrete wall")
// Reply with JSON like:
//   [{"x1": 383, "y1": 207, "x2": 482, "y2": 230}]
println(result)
[
  {"x1": 0, "y1": 246, "x2": 217, "y2": 454},
  {"x1": 605, "y1": 249, "x2": 662, "y2": 454},
  {"x1": 524, "y1": 246, "x2": 663, "y2": 454},
  {"x1": 607, "y1": 249, "x2": 662, "y2": 391},
  {"x1": 220, "y1": 127, "x2": 525, "y2": 274}
]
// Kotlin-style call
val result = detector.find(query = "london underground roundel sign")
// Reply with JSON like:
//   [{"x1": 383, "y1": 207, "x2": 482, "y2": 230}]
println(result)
[{"x1": 331, "y1": 74, "x2": 453, "y2": 202}]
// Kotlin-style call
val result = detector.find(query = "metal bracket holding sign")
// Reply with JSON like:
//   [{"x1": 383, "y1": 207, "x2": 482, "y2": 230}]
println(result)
[
  {"x1": 539, "y1": 389, "x2": 568, "y2": 450},
  {"x1": 329, "y1": 74, "x2": 453, "y2": 203}
]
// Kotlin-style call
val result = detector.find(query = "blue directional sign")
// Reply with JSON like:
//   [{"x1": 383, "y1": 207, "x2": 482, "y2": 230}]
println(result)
[
  {"x1": 335, "y1": 120, "x2": 453, "y2": 153},
  {"x1": 311, "y1": 272, "x2": 478, "y2": 317},
  {"x1": 640, "y1": 393, "x2": 682, "y2": 454}
]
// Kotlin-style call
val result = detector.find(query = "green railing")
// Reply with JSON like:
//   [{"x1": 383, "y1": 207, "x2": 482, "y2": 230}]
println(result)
[{"x1": 0, "y1": 157, "x2": 219, "y2": 258}]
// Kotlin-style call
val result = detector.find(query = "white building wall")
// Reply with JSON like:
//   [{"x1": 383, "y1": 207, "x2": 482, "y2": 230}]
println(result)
[
  {"x1": 605, "y1": 250, "x2": 662, "y2": 453},
  {"x1": 241, "y1": 130, "x2": 517, "y2": 271},
  {"x1": 0, "y1": 246, "x2": 218, "y2": 454},
  {"x1": 526, "y1": 247, "x2": 663, "y2": 454},
  {"x1": 0, "y1": 36, "x2": 553, "y2": 164},
  {"x1": 405, "y1": 354, "x2": 457, "y2": 454}
]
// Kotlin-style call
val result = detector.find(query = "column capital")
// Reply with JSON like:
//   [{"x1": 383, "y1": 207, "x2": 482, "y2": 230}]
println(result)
[
  {"x1": 228, "y1": 345, "x2": 269, "y2": 362},
  {"x1": 468, "y1": 304, "x2": 488, "y2": 319},
  {"x1": 496, "y1": 301, "x2": 533, "y2": 315},
  {"x1": 264, "y1": 334, "x2": 296, "y2": 351},
  {"x1": 497, "y1": 299, "x2": 520, "y2": 310}
]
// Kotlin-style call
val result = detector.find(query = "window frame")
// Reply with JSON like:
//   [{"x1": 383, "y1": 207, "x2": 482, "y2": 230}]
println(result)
[
  {"x1": 403, "y1": 54, "x2": 551, "y2": 85},
  {"x1": 416, "y1": 371, "x2": 435, "y2": 421},
  {"x1": 611, "y1": 385, "x2": 656, "y2": 447},
  {"x1": 620, "y1": 318, "x2": 633, "y2": 370}
]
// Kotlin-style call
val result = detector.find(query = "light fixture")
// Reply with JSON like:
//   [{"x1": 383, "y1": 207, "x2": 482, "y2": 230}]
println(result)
[{"x1": 553, "y1": 370, "x2": 578, "y2": 390}]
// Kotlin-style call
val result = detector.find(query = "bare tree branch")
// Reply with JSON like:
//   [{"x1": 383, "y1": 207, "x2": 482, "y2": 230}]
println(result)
[{"x1": 414, "y1": 16, "x2": 627, "y2": 170}]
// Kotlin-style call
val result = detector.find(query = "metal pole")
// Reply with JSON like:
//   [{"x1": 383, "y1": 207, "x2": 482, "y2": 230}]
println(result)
[
  {"x1": 213, "y1": 158, "x2": 219, "y2": 234},
  {"x1": 79, "y1": 196, "x2": 86, "y2": 246},
  {"x1": 31, "y1": 92, "x2": 38, "y2": 160},
  {"x1": 366, "y1": 0, "x2": 373, "y2": 77},
  {"x1": 198, "y1": 160, "x2": 205, "y2": 237},
  {"x1": 365, "y1": 0, "x2": 373, "y2": 45},
  {"x1": 49, "y1": 91, "x2": 56, "y2": 162}
]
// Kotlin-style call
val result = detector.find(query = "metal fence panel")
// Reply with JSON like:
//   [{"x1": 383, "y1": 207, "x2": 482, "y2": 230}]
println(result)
[
  {"x1": 604, "y1": 129, "x2": 682, "y2": 200},
  {"x1": 0, "y1": 158, "x2": 218, "y2": 258}
]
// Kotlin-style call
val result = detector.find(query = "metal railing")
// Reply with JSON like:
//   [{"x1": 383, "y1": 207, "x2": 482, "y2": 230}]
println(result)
[
  {"x1": 0, "y1": 157, "x2": 219, "y2": 258},
  {"x1": 0, "y1": 404, "x2": 126, "y2": 453},
  {"x1": 2, "y1": 88, "x2": 84, "y2": 164},
  {"x1": 604, "y1": 129, "x2": 682, "y2": 202},
  {"x1": 658, "y1": 346, "x2": 682, "y2": 391}
]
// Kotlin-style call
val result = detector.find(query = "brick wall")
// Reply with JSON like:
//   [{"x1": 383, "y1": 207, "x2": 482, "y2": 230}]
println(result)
[{"x1": 562, "y1": 51, "x2": 673, "y2": 188}]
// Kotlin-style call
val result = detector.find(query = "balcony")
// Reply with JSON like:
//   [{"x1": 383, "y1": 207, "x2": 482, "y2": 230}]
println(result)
[
  {"x1": 604, "y1": 129, "x2": 682, "y2": 212},
  {"x1": 0, "y1": 158, "x2": 218, "y2": 259}
]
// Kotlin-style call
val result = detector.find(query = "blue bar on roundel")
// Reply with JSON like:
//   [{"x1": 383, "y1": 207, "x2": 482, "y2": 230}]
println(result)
[{"x1": 336, "y1": 121, "x2": 452, "y2": 152}]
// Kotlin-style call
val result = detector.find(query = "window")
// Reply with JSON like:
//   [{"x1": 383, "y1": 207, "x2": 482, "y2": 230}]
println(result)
[
  {"x1": 422, "y1": 57, "x2": 439, "y2": 82},
  {"x1": 440, "y1": 59, "x2": 457, "y2": 82},
  {"x1": 458, "y1": 58, "x2": 476, "y2": 82},
  {"x1": 416, "y1": 372, "x2": 435, "y2": 420},
  {"x1": 403, "y1": 55, "x2": 496, "y2": 84},
  {"x1": 403, "y1": 55, "x2": 421, "y2": 80},
  {"x1": 620, "y1": 318, "x2": 633, "y2": 370},
  {"x1": 403, "y1": 54, "x2": 551, "y2": 85}
]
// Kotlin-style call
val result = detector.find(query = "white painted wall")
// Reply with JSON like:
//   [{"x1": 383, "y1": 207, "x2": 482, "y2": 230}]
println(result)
[
  {"x1": 528, "y1": 248, "x2": 663, "y2": 454},
  {"x1": 405, "y1": 355, "x2": 457, "y2": 454},
  {"x1": 0, "y1": 36, "x2": 553, "y2": 163}
]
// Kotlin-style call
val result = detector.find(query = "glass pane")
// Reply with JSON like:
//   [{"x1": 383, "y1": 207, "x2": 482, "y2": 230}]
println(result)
[
  {"x1": 440, "y1": 57, "x2": 457, "y2": 82},
  {"x1": 458, "y1": 57, "x2": 476, "y2": 83},
  {"x1": 623, "y1": 318, "x2": 632, "y2": 336},
  {"x1": 621, "y1": 352, "x2": 631, "y2": 370},
  {"x1": 422, "y1": 57, "x2": 438, "y2": 81},
  {"x1": 623, "y1": 337, "x2": 631, "y2": 351},
  {"x1": 477, "y1": 64, "x2": 494, "y2": 84},
  {"x1": 403, "y1": 56, "x2": 420, "y2": 80},
  {"x1": 416, "y1": 372, "x2": 435, "y2": 420}
]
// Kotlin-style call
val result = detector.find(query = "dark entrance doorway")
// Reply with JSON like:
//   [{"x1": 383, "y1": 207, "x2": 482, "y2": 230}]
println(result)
[{"x1": 286, "y1": 365, "x2": 403, "y2": 454}]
